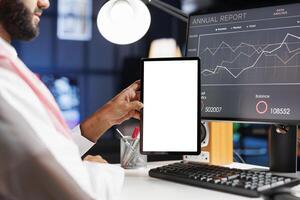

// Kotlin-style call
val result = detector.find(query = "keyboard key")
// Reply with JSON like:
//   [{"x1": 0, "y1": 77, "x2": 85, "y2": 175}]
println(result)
[{"x1": 257, "y1": 184, "x2": 271, "y2": 191}]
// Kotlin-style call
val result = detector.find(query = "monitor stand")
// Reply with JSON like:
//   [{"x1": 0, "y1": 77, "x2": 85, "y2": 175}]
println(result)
[{"x1": 269, "y1": 125, "x2": 298, "y2": 173}]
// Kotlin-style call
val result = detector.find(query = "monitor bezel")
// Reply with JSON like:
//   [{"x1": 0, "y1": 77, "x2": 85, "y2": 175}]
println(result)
[
  {"x1": 140, "y1": 57, "x2": 201, "y2": 155},
  {"x1": 186, "y1": 1, "x2": 300, "y2": 125},
  {"x1": 188, "y1": 0, "x2": 298, "y2": 17}
]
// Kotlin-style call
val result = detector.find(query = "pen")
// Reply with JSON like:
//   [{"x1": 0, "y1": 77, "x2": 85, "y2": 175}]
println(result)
[
  {"x1": 123, "y1": 127, "x2": 141, "y2": 166},
  {"x1": 124, "y1": 137, "x2": 140, "y2": 166},
  {"x1": 131, "y1": 127, "x2": 139, "y2": 139},
  {"x1": 115, "y1": 128, "x2": 135, "y2": 151}
]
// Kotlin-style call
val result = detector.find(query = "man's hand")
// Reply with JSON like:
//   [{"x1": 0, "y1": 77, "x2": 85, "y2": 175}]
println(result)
[
  {"x1": 104, "y1": 80, "x2": 143, "y2": 125},
  {"x1": 80, "y1": 80, "x2": 143, "y2": 142},
  {"x1": 84, "y1": 155, "x2": 108, "y2": 164}
]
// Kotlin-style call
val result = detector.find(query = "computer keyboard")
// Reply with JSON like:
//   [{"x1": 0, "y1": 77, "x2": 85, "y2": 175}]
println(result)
[{"x1": 149, "y1": 162, "x2": 300, "y2": 197}]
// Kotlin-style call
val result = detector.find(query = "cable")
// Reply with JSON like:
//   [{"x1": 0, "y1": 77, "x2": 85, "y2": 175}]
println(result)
[
  {"x1": 145, "y1": 0, "x2": 189, "y2": 23},
  {"x1": 233, "y1": 150, "x2": 246, "y2": 163}
]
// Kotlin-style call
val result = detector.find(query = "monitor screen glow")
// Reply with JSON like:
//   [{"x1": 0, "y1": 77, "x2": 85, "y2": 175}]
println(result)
[{"x1": 187, "y1": 3, "x2": 300, "y2": 124}]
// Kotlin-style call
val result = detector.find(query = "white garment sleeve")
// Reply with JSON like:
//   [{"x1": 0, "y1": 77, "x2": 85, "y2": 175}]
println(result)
[
  {"x1": 84, "y1": 162, "x2": 125, "y2": 200},
  {"x1": 0, "y1": 57, "x2": 125, "y2": 200},
  {"x1": 71, "y1": 125, "x2": 95, "y2": 156}
]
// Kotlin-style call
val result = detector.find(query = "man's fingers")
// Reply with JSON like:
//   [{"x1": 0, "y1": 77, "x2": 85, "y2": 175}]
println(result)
[
  {"x1": 84, "y1": 155, "x2": 92, "y2": 161},
  {"x1": 134, "y1": 91, "x2": 141, "y2": 101},
  {"x1": 130, "y1": 110, "x2": 140, "y2": 120},
  {"x1": 116, "y1": 110, "x2": 141, "y2": 124},
  {"x1": 128, "y1": 101, "x2": 143, "y2": 111},
  {"x1": 84, "y1": 155, "x2": 108, "y2": 163},
  {"x1": 128, "y1": 80, "x2": 141, "y2": 91},
  {"x1": 124, "y1": 111, "x2": 141, "y2": 122}
]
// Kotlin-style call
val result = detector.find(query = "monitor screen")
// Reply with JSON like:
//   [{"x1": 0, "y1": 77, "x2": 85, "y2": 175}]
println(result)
[
  {"x1": 141, "y1": 58, "x2": 200, "y2": 155},
  {"x1": 187, "y1": 2, "x2": 300, "y2": 124}
]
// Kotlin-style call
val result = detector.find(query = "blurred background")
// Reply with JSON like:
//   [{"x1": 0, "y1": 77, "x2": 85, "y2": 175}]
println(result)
[{"x1": 13, "y1": 0, "x2": 299, "y2": 165}]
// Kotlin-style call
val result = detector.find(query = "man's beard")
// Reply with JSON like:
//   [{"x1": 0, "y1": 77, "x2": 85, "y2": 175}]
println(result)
[{"x1": 0, "y1": 0, "x2": 39, "y2": 41}]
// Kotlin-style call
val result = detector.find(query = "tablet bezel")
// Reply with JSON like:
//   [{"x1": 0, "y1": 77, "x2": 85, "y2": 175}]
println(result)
[{"x1": 140, "y1": 57, "x2": 201, "y2": 155}]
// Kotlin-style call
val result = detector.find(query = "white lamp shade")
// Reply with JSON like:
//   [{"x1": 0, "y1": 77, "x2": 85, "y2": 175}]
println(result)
[{"x1": 97, "y1": 0, "x2": 151, "y2": 45}]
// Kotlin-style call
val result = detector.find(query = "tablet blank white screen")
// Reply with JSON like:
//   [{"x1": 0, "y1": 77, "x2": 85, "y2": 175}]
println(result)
[{"x1": 143, "y1": 60, "x2": 198, "y2": 152}]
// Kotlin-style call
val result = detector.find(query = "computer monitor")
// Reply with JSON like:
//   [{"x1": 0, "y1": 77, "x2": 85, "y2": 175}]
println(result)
[{"x1": 187, "y1": 2, "x2": 300, "y2": 124}]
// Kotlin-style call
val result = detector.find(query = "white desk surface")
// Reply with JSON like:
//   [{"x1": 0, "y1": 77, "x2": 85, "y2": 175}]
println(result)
[{"x1": 120, "y1": 161, "x2": 300, "y2": 200}]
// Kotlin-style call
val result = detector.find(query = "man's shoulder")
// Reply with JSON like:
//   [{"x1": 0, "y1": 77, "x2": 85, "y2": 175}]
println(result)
[
  {"x1": 0, "y1": 65, "x2": 29, "y2": 95},
  {"x1": 0, "y1": 38, "x2": 18, "y2": 58},
  {"x1": 0, "y1": 49, "x2": 17, "y2": 72}
]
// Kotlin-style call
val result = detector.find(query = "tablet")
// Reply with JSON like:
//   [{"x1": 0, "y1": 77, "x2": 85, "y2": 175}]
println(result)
[{"x1": 141, "y1": 57, "x2": 201, "y2": 155}]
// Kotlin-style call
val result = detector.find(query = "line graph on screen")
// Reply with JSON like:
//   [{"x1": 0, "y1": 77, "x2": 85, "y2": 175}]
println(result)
[{"x1": 198, "y1": 27, "x2": 300, "y2": 86}]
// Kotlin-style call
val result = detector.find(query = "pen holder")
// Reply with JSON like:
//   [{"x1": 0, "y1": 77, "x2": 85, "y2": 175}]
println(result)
[{"x1": 120, "y1": 136, "x2": 147, "y2": 169}]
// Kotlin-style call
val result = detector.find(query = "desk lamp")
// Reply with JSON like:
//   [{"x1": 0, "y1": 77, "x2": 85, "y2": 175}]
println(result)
[{"x1": 97, "y1": 0, "x2": 188, "y2": 45}]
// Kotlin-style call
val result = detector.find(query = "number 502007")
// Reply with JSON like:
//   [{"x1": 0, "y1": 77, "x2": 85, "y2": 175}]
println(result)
[{"x1": 205, "y1": 107, "x2": 222, "y2": 113}]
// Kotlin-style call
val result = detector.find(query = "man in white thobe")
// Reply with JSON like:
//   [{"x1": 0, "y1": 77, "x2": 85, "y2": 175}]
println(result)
[{"x1": 0, "y1": 0, "x2": 143, "y2": 199}]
